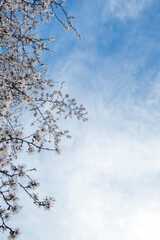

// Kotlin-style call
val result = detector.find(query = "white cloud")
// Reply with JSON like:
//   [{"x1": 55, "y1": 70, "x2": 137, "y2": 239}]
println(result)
[
  {"x1": 36, "y1": 40, "x2": 160, "y2": 240},
  {"x1": 102, "y1": 0, "x2": 153, "y2": 21},
  {"x1": 8, "y1": 67, "x2": 160, "y2": 240}
]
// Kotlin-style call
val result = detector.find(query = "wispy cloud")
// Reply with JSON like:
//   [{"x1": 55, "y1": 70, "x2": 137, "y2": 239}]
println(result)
[
  {"x1": 10, "y1": 44, "x2": 160, "y2": 239},
  {"x1": 102, "y1": 0, "x2": 153, "y2": 21}
]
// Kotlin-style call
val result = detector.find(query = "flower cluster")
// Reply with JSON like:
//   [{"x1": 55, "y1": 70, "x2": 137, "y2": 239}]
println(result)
[{"x1": 0, "y1": 0, "x2": 86, "y2": 238}]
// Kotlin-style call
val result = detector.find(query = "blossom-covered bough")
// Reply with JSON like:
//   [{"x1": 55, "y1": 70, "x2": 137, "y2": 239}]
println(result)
[{"x1": 0, "y1": 0, "x2": 87, "y2": 238}]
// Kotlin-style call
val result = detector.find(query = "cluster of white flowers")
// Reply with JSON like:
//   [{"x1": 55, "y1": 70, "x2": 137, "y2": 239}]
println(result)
[{"x1": 0, "y1": 0, "x2": 86, "y2": 238}]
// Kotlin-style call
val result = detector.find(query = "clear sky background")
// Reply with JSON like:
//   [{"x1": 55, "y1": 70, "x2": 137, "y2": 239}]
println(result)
[{"x1": 3, "y1": 0, "x2": 160, "y2": 239}]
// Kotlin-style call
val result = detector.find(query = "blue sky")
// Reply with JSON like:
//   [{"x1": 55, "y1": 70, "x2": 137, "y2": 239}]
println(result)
[{"x1": 3, "y1": 0, "x2": 160, "y2": 239}]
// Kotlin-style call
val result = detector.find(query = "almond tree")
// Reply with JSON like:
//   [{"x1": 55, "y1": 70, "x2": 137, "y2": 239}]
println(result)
[{"x1": 0, "y1": 0, "x2": 87, "y2": 238}]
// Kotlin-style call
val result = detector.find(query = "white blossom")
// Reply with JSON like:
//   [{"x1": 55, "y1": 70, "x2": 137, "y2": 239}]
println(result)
[{"x1": 0, "y1": 0, "x2": 87, "y2": 238}]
